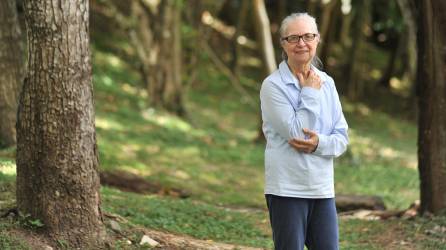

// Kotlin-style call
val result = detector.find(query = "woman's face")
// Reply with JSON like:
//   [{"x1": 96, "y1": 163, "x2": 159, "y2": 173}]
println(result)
[{"x1": 281, "y1": 18, "x2": 320, "y2": 66}]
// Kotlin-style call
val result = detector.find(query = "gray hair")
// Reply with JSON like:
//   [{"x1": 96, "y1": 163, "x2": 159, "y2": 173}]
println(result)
[{"x1": 279, "y1": 13, "x2": 323, "y2": 69}]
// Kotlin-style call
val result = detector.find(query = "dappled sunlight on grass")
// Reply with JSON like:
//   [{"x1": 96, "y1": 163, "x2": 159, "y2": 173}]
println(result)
[
  {"x1": 342, "y1": 97, "x2": 417, "y2": 166},
  {"x1": 96, "y1": 117, "x2": 125, "y2": 131},
  {"x1": 92, "y1": 48, "x2": 419, "y2": 213},
  {"x1": 335, "y1": 163, "x2": 419, "y2": 209},
  {"x1": 141, "y1": 108, "x2": 194, "y2": 133},
  {"x1": 347, "y1": 129, "x2": 417, "y2": 169},
  {"x1": 94, "y1": 90, "x2": 265, "y2": 208},
  {"x1": 336, "y1": 98, "x2": 419, "y2": 209},
  {"x1": 0, "y1": 160, "x2": 16, "y2": 176}
]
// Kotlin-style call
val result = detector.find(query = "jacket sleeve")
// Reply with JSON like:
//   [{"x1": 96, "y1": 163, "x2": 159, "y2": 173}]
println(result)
[
  {"x1": 313, "y1": 85, "x2": 349, "y2": 158},
  {"x1": 260, "y1": 80, "x2": 321, "y2": 140}
]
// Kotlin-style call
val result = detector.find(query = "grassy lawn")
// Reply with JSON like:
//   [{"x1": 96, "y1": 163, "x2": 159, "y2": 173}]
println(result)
[{"x1": 0, "y1": 49, "x2": 444, "y2": 249}]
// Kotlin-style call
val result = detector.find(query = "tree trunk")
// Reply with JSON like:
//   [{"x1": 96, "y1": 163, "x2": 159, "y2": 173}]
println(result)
[
  {"x1": 319, "y1": 0, "x2": 341, "y2": 65},
  {"x1": 131, "y1": 0, "x2": 185, "y2": 116},
  {"x1": 338, "y1": 3, "x2": 353, "y2": 48},
  {"x1": 16, "y1": 0, "x2": 105, "y2": 248},
  {"x1": 0, "y1": 0, "x2": 24, "y2": 148},
  {"x1": 231, "y1": 0, "x2": 249, "y2": 76},
  {"x1": 396, "y1": 0, "x2": 418, "y2": 115},
  {"x1": 318, "y1": 0, "x2": 337, "y2": 49},
  {"x1": 306, "y1": 0, "x2": 319, "y2": 16},
  {"x1": 276, "y1": 0, "x2": 286, "y2": 23},
  {"x1": 253, "y1": 0, "x2": 277, "y2": 142},
  {"x1": 253, "y1": 0, "x2": 277, "y2": 75},
  {"x1": 396, "y1": 0, "x2": 417, "y2": 88},
  {"x1": 379, "y1": 34, "x2": 401, "y2": 88},
  {"x1": 415, "y1": 0, "x2": 446, "y2": 215},
  {"x1": 346, "y1": 0, "x2": 370, "y2": 99}
]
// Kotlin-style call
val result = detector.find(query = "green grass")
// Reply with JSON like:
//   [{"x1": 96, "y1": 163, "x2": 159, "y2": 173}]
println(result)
[
  {"x1": 0, "y1": 223, "x2": 30, "y2": 250},
  {"x1": 0, "y1": 157, "x2": 30, "y2": 250},
  {"x1": 102, "y1": 187, "x2": 272, "y2": 248},
  {"x1": 336, "y1": 99, "x2": 419, "y2": 209}
]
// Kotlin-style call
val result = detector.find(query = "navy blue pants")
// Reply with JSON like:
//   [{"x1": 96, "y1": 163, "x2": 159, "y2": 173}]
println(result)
[{"x1": 265, "y1": 194, "x2": 339, "y2": 250}]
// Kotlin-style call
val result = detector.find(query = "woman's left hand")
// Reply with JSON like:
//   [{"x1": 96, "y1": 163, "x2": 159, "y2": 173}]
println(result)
[{"x1": 288, "y1": 129, "x2": 319, "y2": 153}]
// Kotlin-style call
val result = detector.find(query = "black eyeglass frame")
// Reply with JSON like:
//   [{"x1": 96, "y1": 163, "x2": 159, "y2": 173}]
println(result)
[{"x1": 281, "y1": 33, "x2": 319, "y2": 43}]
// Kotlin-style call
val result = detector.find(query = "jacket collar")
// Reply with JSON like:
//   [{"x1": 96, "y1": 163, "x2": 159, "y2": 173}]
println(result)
[{"x1": 278, "y1": 60, "x2": 326, "y2": 89}]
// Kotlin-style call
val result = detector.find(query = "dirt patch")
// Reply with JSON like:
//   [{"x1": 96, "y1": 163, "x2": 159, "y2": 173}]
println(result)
[
  {"x1": 371, "y1": 221, "x2": 417, "y2": 250},
  {"x1": 2, "y1": 224, "x2": 53, "y2": 250},
  {"x1": 100, "y1": 170, "x2": 190, "y2": 198},
  {"x1": 133, "y1": 227, "x2": 263, "y2": 250},
  {"x1": 104, "y1": 212, "x2": 263, "y2": 250}
]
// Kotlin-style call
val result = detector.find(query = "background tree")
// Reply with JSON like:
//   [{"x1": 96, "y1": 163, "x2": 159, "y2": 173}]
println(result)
[
  {"x1": 415, "y1": 0, "x2": 446, "y2": 214},
  {"x1": 253, "y1": 0, "x2": 277, "y2": 76},
  {"x1": 16, "y1": 0, "x2": 105, "y2": 248},
  {"x1": 230, "y1": 0, "x2": 249, "y2": 76},
  {"x1": 0, "y1": 0, "x2": 24, "y2": 148},
  {"x1": 131, "y1": 0, "x2": 185, "y2": 116},
  {"x1": 253, "y1": 0, "x2": 277, "y2": 141},
  {"x1": 346, "y1": 0, "x2": 370, "y2": 99}
]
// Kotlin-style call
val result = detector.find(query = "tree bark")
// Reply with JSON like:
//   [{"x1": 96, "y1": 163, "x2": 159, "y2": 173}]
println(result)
[
  {"x1": 16, "y1": 0, "x2": 105, "y2": 248},
  {"x1": 0, "y1": 0, "x2": 24, "y2": 148},
  {"x1": 415, "y1": 0, "x2": 446, "y2": 215}
]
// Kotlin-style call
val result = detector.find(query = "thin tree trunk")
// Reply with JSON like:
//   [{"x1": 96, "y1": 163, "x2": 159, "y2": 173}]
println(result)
[
  {"x1": 253, "y1": 0, "x2": 277, "y2": 74},
  {"x1": 164, "y1": 1, "x2": 185, "y2": 116},
  {"x1": 277, "y1": 0, "x2": 286, "y2": 23},
  {"x1": 16, "y1": 0, "x2": 105, "y2": 248},
  {"x1": 0, "y1": 0, "x2": 24, "y2": 147},
  {"x1": 339, "y1": 2, "x2": 353, "y2": 47},
  {"x1": 396, "y1": 0, "x2": 417, "y2": 88},
  {"x1": 396, "y1": 0, "x2": 418, "y2": 115},
  {"x1": 253, "y1": 0, "x2": 277, "y2": 142},
  {"x1": 231, "y1": 0, "x2": 249, "y2": 76},
  {"x1": 319, "y1": 0, "x2": 341, "y2": 64},
  {"x1": 306, "y1": 0, "x2": 319, "y2": 16},
  {"x1": 347, "y1": 0, "x2": 370, "y2": 99},
  {"x1": 318, "y1": 0, "x2": 337, "y2": 49},
  {"x1": 379, "y1": 34, "x2": 401, "y2": 88},
  {"x1": 131, "y1": 0, "x2": 185, "y2": 116},
  {"x1": 415, "y1": 0, "x2": 446, "y2": 215}
]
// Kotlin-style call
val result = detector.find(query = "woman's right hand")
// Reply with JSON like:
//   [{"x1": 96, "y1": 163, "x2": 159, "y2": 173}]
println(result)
[{"x1": 297, "y1": 69, "x2": 322, "y2": 89}]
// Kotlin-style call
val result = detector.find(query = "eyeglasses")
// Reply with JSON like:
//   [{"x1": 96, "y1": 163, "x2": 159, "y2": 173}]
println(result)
[{"x1": 281, "y1": 33, "x2": 318, "y2": 43}]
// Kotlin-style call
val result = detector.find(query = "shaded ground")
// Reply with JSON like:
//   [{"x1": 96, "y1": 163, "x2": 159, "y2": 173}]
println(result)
[{"x1": 100, "y1": 170, "x2": 190, "y2": 198}]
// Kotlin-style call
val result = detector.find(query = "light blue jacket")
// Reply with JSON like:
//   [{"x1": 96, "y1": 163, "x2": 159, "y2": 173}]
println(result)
[{"x1": 260, "y1": 61, "x2": 349, "y2": 198}]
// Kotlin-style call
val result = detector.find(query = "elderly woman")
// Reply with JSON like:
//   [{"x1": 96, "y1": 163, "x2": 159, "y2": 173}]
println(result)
[{"x1": 260, "y1": 13, "x2": 349, "y2": 250}]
